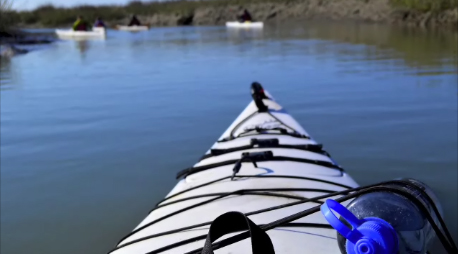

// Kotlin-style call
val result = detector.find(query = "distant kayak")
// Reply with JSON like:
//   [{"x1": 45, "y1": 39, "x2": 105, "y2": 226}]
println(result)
[
  {"x1": 226, "y1": 21, "x2": 264, "y2": 28},
  {"x1": 116, "y1": 25, "x2": 149, "y2": 32},
  {"x1": 55, "y1": 27, "x2": 106, "y2": 40}
]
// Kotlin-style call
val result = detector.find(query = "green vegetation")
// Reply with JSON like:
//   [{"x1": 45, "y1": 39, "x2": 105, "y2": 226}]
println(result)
[{"x1": 390, "y1": 0, "x2": 458, "y2": 12}]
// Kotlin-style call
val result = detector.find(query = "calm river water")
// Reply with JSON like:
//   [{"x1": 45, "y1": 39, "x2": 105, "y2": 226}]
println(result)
[{"x1": 1, "y1": 22, "x2": 457, "y2": 254}]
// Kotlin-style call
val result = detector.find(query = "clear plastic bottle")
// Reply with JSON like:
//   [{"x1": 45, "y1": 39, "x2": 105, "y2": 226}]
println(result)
[{"x1": 321, "y1": 178, "x2": 443, "y2": 254}]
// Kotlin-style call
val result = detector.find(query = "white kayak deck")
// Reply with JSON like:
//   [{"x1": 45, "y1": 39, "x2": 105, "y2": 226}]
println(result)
[
  {"x1": 117, "y1": 25, "x2": 149, "y2": 32},
  {"x1": 110, "y1": 87, "x2": 358, "y2": 254},
  {"x1": 226, "y1": 21, "x2": 264, "y2": 28},
  {"x1": 55, "y1": 27, "x2": 106, "y2": 40}
]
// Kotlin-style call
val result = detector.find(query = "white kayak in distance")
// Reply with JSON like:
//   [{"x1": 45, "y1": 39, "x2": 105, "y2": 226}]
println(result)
[
  {"x1": 226, "y1": 21, "x2": 264, "y2": 28},
  {"x1": 116, "y1": 25, "x2": 149, "y2": 32},
  {"x1": 55, "y1": 27, "x2": 106, "y2": 40},
  {"x1": 108, "y1": 82, "x2": 360, "y2": 254}
]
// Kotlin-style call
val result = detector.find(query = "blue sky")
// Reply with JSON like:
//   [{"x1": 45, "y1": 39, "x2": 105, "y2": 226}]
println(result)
[{"x1": 13, "y1": 0, "x2": 134, "y2": 10}]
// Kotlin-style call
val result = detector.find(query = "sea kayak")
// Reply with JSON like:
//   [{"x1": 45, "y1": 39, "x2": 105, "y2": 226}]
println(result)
[
  {"x1": 55, "y1": 27, "x2": 106, "y2": 40},
  {"x1": 116, "y1": 25, "x2": 149, "y2": 32},
  {"x1": 226, "y1": 21, "x2": 264, "y2": 28},
  {"x1": 109, "y1": 83, "x2": 359, "y2": 254}
]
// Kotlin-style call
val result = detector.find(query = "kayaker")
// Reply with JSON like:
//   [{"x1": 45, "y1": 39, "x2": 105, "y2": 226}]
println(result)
[
  {"x1": 73, "y1": 16, "x2": 89, "y2": 31},
  {"x1": 94, "y1": 17, "x2": 106, "y2": 28},
  {"x1": 128, "y1": 15, "x2": 141, "y2": 26},
  {"x1": 238, "y1": 9, "x2": 253, "y2": 23}
]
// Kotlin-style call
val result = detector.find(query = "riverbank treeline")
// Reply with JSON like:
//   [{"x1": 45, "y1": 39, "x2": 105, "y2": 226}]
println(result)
[{"x1": 2, "y1": 0, "x2": 458, "y2": 28}]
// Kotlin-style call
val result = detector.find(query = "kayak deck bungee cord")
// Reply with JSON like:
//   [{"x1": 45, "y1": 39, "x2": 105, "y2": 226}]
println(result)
[{"x1": 109, "y1": 83, "x2": 456, "y2": 254}]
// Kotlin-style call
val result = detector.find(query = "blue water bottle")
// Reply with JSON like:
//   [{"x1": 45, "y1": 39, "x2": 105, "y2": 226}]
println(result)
[{"x1": 321, "y1": 178, "x2": 443, "y2": 254}]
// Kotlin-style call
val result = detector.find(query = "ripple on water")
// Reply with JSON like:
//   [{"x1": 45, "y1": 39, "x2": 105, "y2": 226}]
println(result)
[{"x1": 0, "y1": 21, "x2": 457, "y2": 254}]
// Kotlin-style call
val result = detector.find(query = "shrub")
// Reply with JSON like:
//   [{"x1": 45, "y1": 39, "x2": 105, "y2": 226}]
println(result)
[
  {"x1": 390, "y1": 0, "x2": 458, "y2": 12},
  {"x1": 0, "y1": 0, "x2": 14, "y2": 31},
  {"x1": 20, "y1": 12, "x2": 39, "y2": 24}
]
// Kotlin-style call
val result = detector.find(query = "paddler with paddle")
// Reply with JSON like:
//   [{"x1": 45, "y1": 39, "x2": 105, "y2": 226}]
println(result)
[
  {"x1": 94, "y1": 17, "x2": 106, "y2": 28},
  {"x1": 128, "y1": 15, "x2": 142, "y2": 26},
  {"x1": 238, "y1": 9, "x2": 253, "y2": 23},
  {"x1": 72, "y1": 16, "x2": 90, "y2": 31}
]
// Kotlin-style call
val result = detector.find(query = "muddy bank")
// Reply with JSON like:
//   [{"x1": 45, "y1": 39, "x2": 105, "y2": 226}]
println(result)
[
  {"x1": 0, "y1": 30, "x2": 55, "y2": 58},
  {"x1": 113, "y1": 0, "x2": 457, "y2": 28},
  {"x1": 0, "y1": 30, "x2": 54, "y2": 44}
]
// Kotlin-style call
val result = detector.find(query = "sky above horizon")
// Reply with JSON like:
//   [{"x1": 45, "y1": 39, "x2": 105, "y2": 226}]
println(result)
[{"x1": 13, "y1": 0, "x2": 137, "y2": 10}]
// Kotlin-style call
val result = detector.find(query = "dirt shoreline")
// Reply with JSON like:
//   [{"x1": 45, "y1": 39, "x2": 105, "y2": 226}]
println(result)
[
  {"x1": 9, "y1": 0, "x2": 457, "y2": 29},
  {"x1": 94, "y1": 0, "x2": 458, "y2": 29}
]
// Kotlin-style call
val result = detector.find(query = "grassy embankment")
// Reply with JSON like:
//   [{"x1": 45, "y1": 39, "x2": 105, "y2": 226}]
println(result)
[{"x1": 3, "y1": 0, "x2": 458, "y2": 28}]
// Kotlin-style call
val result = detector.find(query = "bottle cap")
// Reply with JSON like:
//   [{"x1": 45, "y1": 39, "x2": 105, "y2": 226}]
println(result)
[{"x1": 321, "y1": 199, "x2": 398, "y2": 254}]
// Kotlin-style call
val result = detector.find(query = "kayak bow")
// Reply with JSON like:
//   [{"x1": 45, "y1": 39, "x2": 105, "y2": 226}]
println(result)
[{"x1": 110, "y1": 83, "x2": 359, "y2": 254}]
